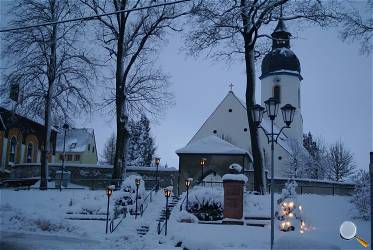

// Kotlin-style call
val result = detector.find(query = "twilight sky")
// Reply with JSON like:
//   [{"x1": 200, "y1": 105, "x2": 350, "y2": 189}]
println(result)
[
  {"x1": 0, "y1": 2, "x2": 372, "y2": 171},
  {"x1": 86, "y1": 21, "x2": 372, "y2": 171}
]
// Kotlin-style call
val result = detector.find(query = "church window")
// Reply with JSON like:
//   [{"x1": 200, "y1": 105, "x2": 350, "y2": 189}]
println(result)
[
  {"x1": 88, "y1": 144, "x2": 90, "y2": 151},
  {"x1": 273, "y1": 85, "x2": 281, "y2": 102},
  {"x1": 27, "y1": 143, "x2": 33, "y2": 163},
  {"x1": 213, "y1": 130, "x2": 217, "y2": 134},
  {"x1": 244, "y1": 128, "x2": 248, "y2": 132},
  {"x1": 228, "y1": 109, "x2": 232, "y2": 112},
  {"x1": 278, "y1": 156, "x2": 282, "y2": 160},
  {"x1": 9, "y1": 137, "x2": 17, "y2": 163}
]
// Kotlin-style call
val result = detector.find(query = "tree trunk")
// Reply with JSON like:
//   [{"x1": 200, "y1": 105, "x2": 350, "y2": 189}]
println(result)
[
  {"x1": 112, "y1": 5, "x2": 129, "y2": 186},
  {"x1": 244, "y1": 44, "x2": 265, "y2": 194},
  {"x1": 40, "y1": 3, "x2": 57, "y2": 190}
]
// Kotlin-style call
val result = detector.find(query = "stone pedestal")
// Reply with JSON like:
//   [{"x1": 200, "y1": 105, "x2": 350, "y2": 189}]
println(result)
[{"x1": 223, "y1": 179, "x2": 244, "y2": 219}]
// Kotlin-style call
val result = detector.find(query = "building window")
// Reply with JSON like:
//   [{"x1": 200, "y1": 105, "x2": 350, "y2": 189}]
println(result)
[
  {"x1": 26, "y1": 143, "x2": 33, "y2": 163},
  {"x1": 273, "y1": 85, "x2": 281, "y2": 102},
  {"x1": 92, "y1": 146, "x2": 95, "y2": 153},
  {"x1": 9, "y1": 137, "x2": 17, "y2": 163},
  {"x1": 88, "y1": 144, "x2": 90, "y2": 151},
  {"x1": 213, "y1": 130, "x2": 217, "y2": 134},
  {"x1": 74, "y1": 155, "x2": 80, "y2": 161},
  {"x1": 228, "y1": 109, "x2": 232, "y2": 112},
  {"x1": 67, "y1": 154, "x2": 73, "y2": 161},
  {"x1": 70, "y1": 143, "x2": 76, "y2": 149},
  {"x1": 278, "y1": 156, "x2": 282, "y2": 160},
  {"x1": 244, "y1": 128, "x2": 248, "y2": 132}
]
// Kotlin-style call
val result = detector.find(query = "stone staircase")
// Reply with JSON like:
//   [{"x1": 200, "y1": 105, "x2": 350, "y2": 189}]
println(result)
[
  {"x1": 155, "y1": 194, "x2": 181, "y2": 234},
  {"x1": 136, "y1": 225, "x2": 150, "y2": 237}
]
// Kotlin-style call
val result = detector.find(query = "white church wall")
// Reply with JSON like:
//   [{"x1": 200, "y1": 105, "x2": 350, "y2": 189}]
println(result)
[
  {"x1": 189, "y1": 92, "x2": 252, "y2": 153},
  {"x1": 261, "y1": 74, "x2": 303, "y2": 143}
]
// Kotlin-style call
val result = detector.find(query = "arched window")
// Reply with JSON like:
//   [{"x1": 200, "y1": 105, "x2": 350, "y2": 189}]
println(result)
[
  {"x1": 27, "y1": 143, "x2": 33, "y2": 163},
  {"x1": 9, "y1": 137, "x2": 17, "y2": 163},
  {"x1": 273, "y1": 85, "x2": 281, "y2": 102}
]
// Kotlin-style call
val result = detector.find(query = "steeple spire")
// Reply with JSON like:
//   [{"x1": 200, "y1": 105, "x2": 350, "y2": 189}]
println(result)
[{"x1": 271, "y1": 6, "x2": 291, "y2": 49}]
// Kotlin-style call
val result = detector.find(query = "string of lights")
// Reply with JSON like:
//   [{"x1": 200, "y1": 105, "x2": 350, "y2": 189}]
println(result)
[{"x1": 0, "y1": 0, "x2": 191, "y2": 33}]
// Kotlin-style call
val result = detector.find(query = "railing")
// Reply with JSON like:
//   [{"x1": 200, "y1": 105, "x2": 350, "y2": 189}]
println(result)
[
  {"x1": 266, "y1": 183, "x2": 355, "y2": 196},
  {"x1": 139, "y1": 184, "x2": 157, "y2": 216},
  {"x1": 157, "y1": 217, "x2": 167, "y2": 235},
  {"x1": 109, "y1": 209, "x2": 127, "y2": 233},
  {"x1": 179, "y1": 193, "x2": 187, "y2": 211}
]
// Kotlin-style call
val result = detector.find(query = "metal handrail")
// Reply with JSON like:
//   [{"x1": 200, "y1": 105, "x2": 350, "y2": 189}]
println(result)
[
  {"x1": 109, "y1": 209, "x2": 127, "y2": 233},
  {"x1": 138, "y1": 184, "x2": 157, "y2": 216},
  {"x1": 179, "y1": 194, "x2": 187, "y2": 211},
  {"x1": 157, "y1": 218, "x2": 167, "y2": 235}
]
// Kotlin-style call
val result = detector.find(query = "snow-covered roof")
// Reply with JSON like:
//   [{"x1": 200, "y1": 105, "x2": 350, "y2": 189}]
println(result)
[
  {"x1": 56, "y1": 128, "x2": 95, "y2": 153},
  {"x1": 0, "y1": 101, "x2": 58, "y2": 131},
  {"x1": 176, "y1": 135, "x2": 252, "y2": 159}
]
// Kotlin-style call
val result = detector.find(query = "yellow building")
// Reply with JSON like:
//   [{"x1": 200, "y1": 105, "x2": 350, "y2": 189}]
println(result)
[
  {"x1": 55, "y1": 128, "x2": 98, "y2": 165},
  {"x1": 0, "y1": 105, "x2": 57, "y2": 171}
]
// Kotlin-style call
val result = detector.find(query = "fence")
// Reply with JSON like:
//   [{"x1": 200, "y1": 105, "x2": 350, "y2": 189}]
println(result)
[{"x1": 194, "y1": 179, "x2": 355, "y2": 196}]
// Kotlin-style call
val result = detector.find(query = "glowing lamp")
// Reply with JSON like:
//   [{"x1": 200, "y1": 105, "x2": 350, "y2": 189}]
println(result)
[
  {"x1": 135, "y1": 178, "x2": 141, "y2": 187},
  {"x1": 164, "y1": 188, "x2": 172, "y2": 198}
]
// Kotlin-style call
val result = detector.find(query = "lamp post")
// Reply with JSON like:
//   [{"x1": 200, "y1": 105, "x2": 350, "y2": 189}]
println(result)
[
  {"x1": 163, "y1": 188, "x2": 172, "y2": 236},
  {"x1": 105, "y1": 185, "x2": 114, "y2": 234},
  {"x1": 250, "y1": 98, "x2": 296, "y2": 250},
  {"x1": 135, "y1": 178, "x2": 141, "y2": 219},
  {"x1": 185, "y1": 178, "x2": 192, "y2": 211},
  {"x1": 155, "y1": 157, "x2": 160, "y2": 191},
  {"x1": 200, "y1": 158, "x2": 207, "y2": 186},
  {"x1": 60, "y1": 123, "x2": 69, "y2": 192},
  {"x1": 369, "y1": 152, "x2": 373, "y2": 245}
]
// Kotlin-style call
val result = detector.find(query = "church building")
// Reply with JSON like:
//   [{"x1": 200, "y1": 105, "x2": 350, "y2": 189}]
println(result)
[{"x1": 176, "y1": 18, "x2": 304, "y2": 192}]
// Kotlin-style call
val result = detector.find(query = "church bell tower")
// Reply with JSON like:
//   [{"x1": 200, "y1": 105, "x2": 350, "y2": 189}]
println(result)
[{"x1": 260, "y1": 18, "x2": 303, "y2": 142}]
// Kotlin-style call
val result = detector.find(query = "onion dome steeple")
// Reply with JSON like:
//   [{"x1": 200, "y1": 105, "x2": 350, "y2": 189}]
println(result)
[{"x1": 260, "y1": 17, "x2": 302, "y2": 80}]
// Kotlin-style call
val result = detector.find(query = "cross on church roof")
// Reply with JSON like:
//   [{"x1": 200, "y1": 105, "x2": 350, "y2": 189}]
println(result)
[{"x1": 229, "y1": 83, "x2": 234, "y2": 92}]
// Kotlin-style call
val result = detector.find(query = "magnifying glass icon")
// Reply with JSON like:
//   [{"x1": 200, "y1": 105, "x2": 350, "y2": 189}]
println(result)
[{"x1": 340, "y1": 221, "x2": 369, "y2": 248}]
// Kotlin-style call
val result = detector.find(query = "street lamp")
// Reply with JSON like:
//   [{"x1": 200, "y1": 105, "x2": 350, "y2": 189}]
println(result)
[
  {"x1": 250, "y1": 99, "x2": 296, "y2": 250},
  {"x1": 155, "y1": 157, "x2": 160, "y2": 191},
  {"x1": 105, "y1": 185, "x2": 114, "y2": 234},
  {"x1": 163, "y1": 187, "x2": 172, "y2": 236},
  {"x1": 200, "y1": 158, "x2": 207, "y2": 185},
  {"x1": 60, "y1": 123, "x2": 69, "y2": 192},
  {"x1": 135, "y1": 178, "x2": 141, "y2": 219},
  {"x1": 185, "y1": 178, "x2": 192, "y2": 211}
]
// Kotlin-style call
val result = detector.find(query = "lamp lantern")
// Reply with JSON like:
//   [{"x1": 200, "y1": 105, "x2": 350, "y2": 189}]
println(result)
[
  {"x1": 185, "y1": 179, "x2": 192, "y2": 188},
  {"x1": 280, "y1": 104, "x2": 296, "y2": 127},
  {"x1": 264, "y1": 97, "x2": 280, "y2": 120},
  {"x1": 135, "y1": 178, "x2": 141, "y2": 188},
  {"x1": 251, "y1": 104, "x2": 265, "y2": 127},
  {"x1": 155, "y1": 157, "x2": 160, "y2": 166}
]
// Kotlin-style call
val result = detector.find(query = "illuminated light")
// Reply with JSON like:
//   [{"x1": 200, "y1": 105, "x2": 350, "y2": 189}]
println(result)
[
  {"x1": 286, "y1": 221, "x2": 291, "y2": 227},
  {"x1": 301, "y1": 221, "x2": 305, "y2": 227},
  {"x1": 300, "y1": 230, "x2": 304, "y2": 234},
  {"x1": 283, "y1": 202, "x2": 288, "y2": 207},
  {"x1": 299, "y1": 205, "x2": 303, "y2": 211},
  {"x1": 289, "y1": 201, "x2": 294, "y2": 208},
  {"x1": 281, "y1": 222, "x2": 285, "y2": 229},
  {"x1": 288, "y1": 212, "x2": 294, "y2": 218}
]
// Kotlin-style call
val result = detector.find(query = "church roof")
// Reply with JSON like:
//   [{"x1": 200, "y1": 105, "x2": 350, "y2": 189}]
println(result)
[
  {"x1": 176, "y1": 135, "x2": 252, "y2": 159},
  {"x1": 260, "y1": 18, "x2": 302, "y2": 80}
]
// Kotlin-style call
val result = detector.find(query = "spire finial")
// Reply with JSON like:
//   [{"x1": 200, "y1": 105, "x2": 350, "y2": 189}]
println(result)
[{"x1": 229, "y1": 83, "x2": 234, "y2": 92}]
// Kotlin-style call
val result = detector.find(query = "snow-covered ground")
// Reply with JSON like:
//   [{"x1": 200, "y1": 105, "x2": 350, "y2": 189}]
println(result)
[{"x1": 0, "y1": 188, "x2": 370, "y2": 249}]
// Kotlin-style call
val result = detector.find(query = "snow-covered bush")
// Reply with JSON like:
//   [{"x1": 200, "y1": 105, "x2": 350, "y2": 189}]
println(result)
[
  {"x1": 351, "y1": 170, "x2": 370, "y2": 220},
  {"x1": 176, "y1": 210, "x2": 199, "y2": 223},
  {"x1": 113, "y1": 175, "x2": 146, "y2": 217},
  {"x1": 188, "y1": 186, "x2": 224, "y2": 221}
]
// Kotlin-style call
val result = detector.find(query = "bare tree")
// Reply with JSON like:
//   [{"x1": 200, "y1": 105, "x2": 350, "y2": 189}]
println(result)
[
  {"x1": 103, "y1": 133, "x2": 116, "y2": 165},
  {"x1": 285, "y1": 139, "x2": 306, "y2": 178},
  {"x1": 1, "y1": 0, "x2": 96, "y2": 189},
  {"x1": 338, "y1": 0, "x2": 373, "y2": 54},
  {"x1": 82, "y1": 0, "x2": 188, "y2": 183},
  {"x1": 187, "y1": 0, "x2": 338, "y2": 193},
  {"x1": 327, "y1": 141, "x2": 356, "y2": 182}
]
